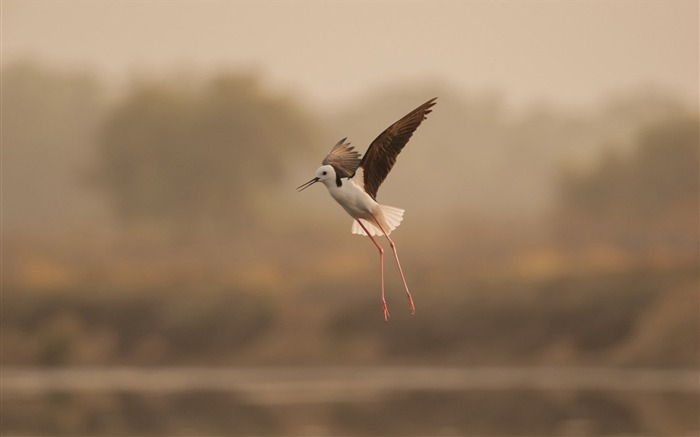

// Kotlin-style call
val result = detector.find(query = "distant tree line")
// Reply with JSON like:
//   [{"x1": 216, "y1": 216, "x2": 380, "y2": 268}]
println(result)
[
  {"x1": 3, "y1": 60, "x2": 697, "y2": 246},
  {"x1": 3, "y1": 62, "x2": 320, "y2": 239},
  {"x1": 555, "y1": 115, "x2": 699, "y2": 252},
  {"x1": 96, "y1": 74, "x2": 319, "y2": 239}
]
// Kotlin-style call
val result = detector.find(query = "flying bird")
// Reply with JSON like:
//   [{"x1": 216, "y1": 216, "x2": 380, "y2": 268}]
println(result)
[{"x1": 297, "y1": 97, "x2": 437, "y2": 322}]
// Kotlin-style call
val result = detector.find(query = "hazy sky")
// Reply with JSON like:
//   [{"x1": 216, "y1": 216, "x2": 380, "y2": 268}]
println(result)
[{"x1": 3, "y1": 1, "x2": 698, "y2": 108}]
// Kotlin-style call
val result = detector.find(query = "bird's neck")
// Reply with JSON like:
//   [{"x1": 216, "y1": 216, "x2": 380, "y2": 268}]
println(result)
[{"x1": 324, "y1": 176, "x2": 354, "y2": 193}]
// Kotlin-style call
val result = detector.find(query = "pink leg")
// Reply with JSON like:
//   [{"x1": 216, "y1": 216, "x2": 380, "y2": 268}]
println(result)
[
  {"x1": 356, "y1": 220, "x2": 390, "y2": 322},
  {"x1": 370, "y1": 214, "x2": 415, "y2": 315}
]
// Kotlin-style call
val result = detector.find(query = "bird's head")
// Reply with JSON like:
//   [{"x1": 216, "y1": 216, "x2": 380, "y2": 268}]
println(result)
[{"x1": 297, "y1": 165, "x2": 335, "y2": 191}]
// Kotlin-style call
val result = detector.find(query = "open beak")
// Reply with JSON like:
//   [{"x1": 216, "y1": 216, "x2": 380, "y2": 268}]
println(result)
[{"x1": 296, "y1": 177, "x2": 319, "y2": 192}]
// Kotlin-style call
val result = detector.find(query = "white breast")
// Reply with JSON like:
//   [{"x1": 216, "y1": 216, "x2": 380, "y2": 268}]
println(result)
[{"x1": 326, "y1": 178, "x2": 378, "y2": 220}]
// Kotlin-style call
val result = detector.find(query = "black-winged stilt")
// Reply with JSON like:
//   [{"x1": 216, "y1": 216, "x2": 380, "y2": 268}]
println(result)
[{"x1": 297, "y1": 98, "x2": 437, "y2": 322}]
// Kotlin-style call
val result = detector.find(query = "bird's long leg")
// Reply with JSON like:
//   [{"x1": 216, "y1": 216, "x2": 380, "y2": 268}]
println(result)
[
  {"x1": 356, "y1": 219, "x2": 389, "y2": 322},
  {"x1": 370, "y1": 214, "x2": 415, "y2": 315}
]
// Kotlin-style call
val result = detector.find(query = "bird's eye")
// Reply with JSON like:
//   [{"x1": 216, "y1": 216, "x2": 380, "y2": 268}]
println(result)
[{"x1": 322, "y1": 171, "x2": 327, "y2": 175}]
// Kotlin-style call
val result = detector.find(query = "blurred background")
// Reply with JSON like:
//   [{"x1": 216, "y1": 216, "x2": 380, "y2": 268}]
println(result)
[{"x1": 2, "y1": 2, "x2": 698, "y2": 436}]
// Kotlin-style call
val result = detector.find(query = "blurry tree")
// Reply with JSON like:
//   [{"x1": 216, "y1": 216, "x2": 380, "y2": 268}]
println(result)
[
  {"x1": 96, "y1": 74, "x2": 319, "y2": 239},
  {"x1": 2, "y1": 60, "x2": 106, "y2": 234},
  {"x1": 555, "y1": 115, "x2": 699, "y2": 252}
]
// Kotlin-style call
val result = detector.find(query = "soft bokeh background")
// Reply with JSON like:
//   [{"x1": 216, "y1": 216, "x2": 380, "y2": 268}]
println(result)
[{"x1": 2, "y1": 2, "x2": 698, "y2": 436}]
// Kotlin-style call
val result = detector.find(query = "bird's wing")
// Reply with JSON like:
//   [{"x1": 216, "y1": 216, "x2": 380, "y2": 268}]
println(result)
[
  {"x1": 357, "y1": 97, "x2": 437, "y2": 199},
  {"x1": 322, "y1": 138, "x2": 362, "y2": 178}
]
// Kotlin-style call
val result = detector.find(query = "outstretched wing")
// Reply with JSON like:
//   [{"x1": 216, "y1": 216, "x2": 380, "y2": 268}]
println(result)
[
  {"x1": 322, "y1": 138, "x2": 361, "y2": 178},
  {"x1": 357, "y1": 97, "x2": 437, "y2": 199}
]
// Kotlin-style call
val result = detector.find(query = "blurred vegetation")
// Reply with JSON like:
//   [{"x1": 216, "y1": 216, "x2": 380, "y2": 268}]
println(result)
[
  {"x1": 556, "y1": 115, "x2": 698, "y2": 254},
  {"x1": 96, "y1": 74, "x2": 319, "y2": 240},
  {"x1": 2, "y1": 60, "x2": 698, "y2": 370},
  {"x1": 3, "y1": 267, "x2": 696, "y2": 368},
  {"x1": 2, "y1": 58, "x2": 698, "y2": 437},
  {"x1": 2, "y1": 61, "x2": 107, "y2": 234}
]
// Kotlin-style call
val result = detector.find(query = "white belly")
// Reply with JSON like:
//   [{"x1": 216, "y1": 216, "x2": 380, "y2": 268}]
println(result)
[{"x1": 326, "y1": 179, "x2": 378, "y2": 220}]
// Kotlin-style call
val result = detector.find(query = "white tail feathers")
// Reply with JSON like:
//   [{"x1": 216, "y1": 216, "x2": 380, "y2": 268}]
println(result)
[{"x1": 351, "y1": 205, "x2": 405, "y2": 236}]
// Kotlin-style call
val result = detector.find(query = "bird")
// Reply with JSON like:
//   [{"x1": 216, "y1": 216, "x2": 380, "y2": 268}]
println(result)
[{"x1": 297, "y1": 97, "x2": 437, "y2": 322}]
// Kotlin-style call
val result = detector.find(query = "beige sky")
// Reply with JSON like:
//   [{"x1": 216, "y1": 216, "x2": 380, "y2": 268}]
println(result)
[{"x1": 3, "y1": 1, "x2": 698, "y2": 109}]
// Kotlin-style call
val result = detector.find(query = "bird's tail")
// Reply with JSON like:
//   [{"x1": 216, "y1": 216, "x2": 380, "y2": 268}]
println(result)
[{"x1": 351, "y1": 205, "x2": 405, "y2": 236}]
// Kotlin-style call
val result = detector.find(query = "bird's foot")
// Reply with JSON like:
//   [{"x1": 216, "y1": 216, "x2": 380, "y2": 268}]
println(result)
[
  {"x1": 407, "y1": 294, "x2": 415, "y2": 315},
  {"x1": 382, "y1": 299, "x2": 390, "y2": 322}
]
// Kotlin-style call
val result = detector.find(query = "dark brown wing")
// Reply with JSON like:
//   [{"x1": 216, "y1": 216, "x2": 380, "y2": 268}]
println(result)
[
  {"x1": 357, "y1": 97, "x2": 437, "y2": 199},
  {"x1": 322, "y1": 138, "x2": 361, "y2": 178}
]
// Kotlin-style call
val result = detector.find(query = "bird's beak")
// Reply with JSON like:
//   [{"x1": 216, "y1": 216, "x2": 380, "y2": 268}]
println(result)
[{"x1": 297, "y1": 177, "x2": 319, "y2": 192}]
